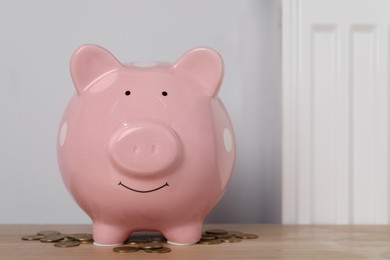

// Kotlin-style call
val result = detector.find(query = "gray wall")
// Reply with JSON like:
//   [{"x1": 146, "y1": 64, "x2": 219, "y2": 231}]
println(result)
[{"x1": 0, "y1": 0, "x2": 281, "y2": 224}]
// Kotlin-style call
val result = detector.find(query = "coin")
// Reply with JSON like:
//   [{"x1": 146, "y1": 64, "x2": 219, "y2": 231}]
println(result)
[
  {"x1": 198, "y1": 239, "x2": 222, "y2": 245},
  {"x1": 216, "y1": 233, "x2": 234, "y2": 239},
  {"x1": 145, "y1": 247, "x2": 171, "y2": 253},
  {"x1": 68, "y1": 233, "x2": 93, "y2": 241},
  {"x1": 140, "y1": 243, "x2": 164, "y2": 250},
  {"x1": 126, "y1": 241, "x2": 140, "y2": 245},
  {"x1": 21, "y1": 234, "x2": 45, "y2": 241},
  {"x1": 125, "y1": 238, "x2": 149, "y2": 245},
  {"x1": 40, "y1": 234, "x2": 65, "y2": 243},
  {"x1": 113, "y1": 246, "x2": 139, "y2": 253},
  {"x1": 200, "y1": 235, "x2": 217, "y2": 241},
  {"x1": 221, "y1": 237, "x2": 242, "y2": 243},
  {"x1": 149, "y1": 237, "x2": 167, "y2": 243},
  {"x1": 79, "y1": 239, "x2": 94, "y2": 244},
  {"x1": 66, "y1": 234, "x2": 78, "y2": 239},
  {"x1": 229, "y1": 231, "x2": 244, "y2": 236},
  {"x1": 205, "y1": 229, "x2": 228, "y2": 235},
  {"x1": 235, "y1": 233, "x2": 258, "y2": 239},
  {"x1": 54, "y1": 240, "x2": 81, "y2": 248},
  {"x1": 62, "y1": 234, "x2": 76, "y2": 240},
  {"x1": 37, "y1": 231, "x2": 61, "y2": 236}
]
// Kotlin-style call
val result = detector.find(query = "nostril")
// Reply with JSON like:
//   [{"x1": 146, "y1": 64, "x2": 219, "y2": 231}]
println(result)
[
  {"x1": 151, "y1": 144, "x2": 156, "y2": 154},
  {"x1": 132, "y1": 145, "x2": 139, "y2": 154}
]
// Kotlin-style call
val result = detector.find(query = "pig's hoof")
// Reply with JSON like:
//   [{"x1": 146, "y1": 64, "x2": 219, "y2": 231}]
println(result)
[
  {"x1": 92, "y1": 223, "x2": 129, "y2": 246},
  {"x1": 163, "y1": 223, "x2": 202, "y2": 245}
]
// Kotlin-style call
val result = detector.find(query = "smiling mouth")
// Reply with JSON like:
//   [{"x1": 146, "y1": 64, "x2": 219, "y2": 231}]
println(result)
[{"x1": 118, "y1": 181, "x2": 169, "y2": 193}]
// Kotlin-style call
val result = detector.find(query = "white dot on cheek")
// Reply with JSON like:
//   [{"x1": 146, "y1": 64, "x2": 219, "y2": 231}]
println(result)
[
  {"x1": 223, "y1": 128, "x2": 232, "y2": 152},
  {"x1": 59, "y1": 122, "x2": 68, "y2": 146}
]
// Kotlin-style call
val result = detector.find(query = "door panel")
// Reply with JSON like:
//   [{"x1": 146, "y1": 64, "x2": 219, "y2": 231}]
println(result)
[{"x1": 283, "y1": 0, "x2": 390, "y2": 224}]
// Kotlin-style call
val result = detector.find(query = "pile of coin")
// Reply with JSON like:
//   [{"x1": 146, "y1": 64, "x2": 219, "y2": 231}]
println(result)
[
  {"x1": 21, "y1": 230, "x2": 93, "y2": 248},
  {"x1": 21, "y1": 228, "x2": 258, "y2": 254},
  {"x1": 197, "y1": 229, "x2": 258, "y2": 245},
  {"x1": 112, "y1": 228, "x2": 258, "y2": 254},
  {"x1": 113, "y1": 243, "x2": 171, "y2": 254},
  {"x1": 117, "y1": 235, "x2": 171, "y2": 254}
]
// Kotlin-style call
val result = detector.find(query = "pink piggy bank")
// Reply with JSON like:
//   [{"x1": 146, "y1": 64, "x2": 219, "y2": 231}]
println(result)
[{"x1": 57, "y1": 44, "x2": 235, "y2": 246}]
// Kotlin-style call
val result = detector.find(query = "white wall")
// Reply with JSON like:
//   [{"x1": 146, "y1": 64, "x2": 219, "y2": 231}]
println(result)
[{"x1": 0, "y1": 0, "x2": 281, "y2": 224}]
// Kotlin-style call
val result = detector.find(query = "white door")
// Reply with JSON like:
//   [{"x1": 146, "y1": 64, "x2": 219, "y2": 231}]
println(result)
[{"x1": 283, "y1": 0, "x2": 390, "y2": 224}]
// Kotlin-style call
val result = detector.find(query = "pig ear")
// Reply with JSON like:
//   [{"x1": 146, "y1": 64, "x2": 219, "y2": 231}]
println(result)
[
  {"x1": 70, "y1": 44, "x2": 122, "y2": 94},
  {"x1": 174, "y1": 48, "x2": 223, "y2": 97}
]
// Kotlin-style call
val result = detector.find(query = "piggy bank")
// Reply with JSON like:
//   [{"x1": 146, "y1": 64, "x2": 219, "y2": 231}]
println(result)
[{"x1": 57, "y1": 44, "x2": 235, "y2": 246}]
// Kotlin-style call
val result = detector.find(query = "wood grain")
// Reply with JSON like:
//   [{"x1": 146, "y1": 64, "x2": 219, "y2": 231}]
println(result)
[{"x1": 2, "y1": 224, "x2": 390, "y2": 259}]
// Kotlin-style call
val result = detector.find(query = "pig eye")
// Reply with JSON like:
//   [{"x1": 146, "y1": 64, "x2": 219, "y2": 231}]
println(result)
[
  {"x1": 162, "y1": 91, "x2": 168, "y2": 96},
  {"x1": 125, "y1": 90, "x2": 131, "y2": 96}
]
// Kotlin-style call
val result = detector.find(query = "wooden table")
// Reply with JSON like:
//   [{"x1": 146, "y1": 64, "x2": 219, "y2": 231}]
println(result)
[{"x1": 2, "y1": 224, "x2": 390, "y2": 259}]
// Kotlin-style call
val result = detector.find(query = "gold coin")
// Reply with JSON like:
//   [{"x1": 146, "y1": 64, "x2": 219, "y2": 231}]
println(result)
[
  {"x1": 221, "y1": 237, "x2": 242, "y2": 243},
  {"x1": 149, "y1": 237, "x2": 167, "y2": 243},
  {"x1": 79, "y1": 239, "x2": 94, "y2": 244},
  {"x1": 229, "y1": 231, "x2": 244, "y2": 236},
  {"x1": 126, "y1": 241, "x2": 140, "y2": 245},
  {"x1": 37, "y1": 231, "x2": 61, "y2": 236},
  {"x1": 68, "y1": 233, "x2": 93, "y2": 241},
  {"x1": 125, "y1": 238, "x2": 149, "y2": 245},
  {"x1": 205, "y1": 229, "x2": 228, "y2": 235},
  {"x1": 198, "y1": 239, "x2": 222, "y2": 245},
  {"x1": 140, "y1": 243, "x2": 164, "y2": 250},
  {"x1": 200, "y1": 235, "x2": 217, "y2": 241},
  {"x1": 216, "y1": 233, "x2": 234, "y2": 239},
  {"x1": 145, "y1": 247, "x2": 171, "y2": 253},
  {"x1": 235, "y1": 233, "x2": 258, "y2": 239},
  {"x1": 54, "y1": 240, "x2": 80, "y2": 248},
  {"x1": 40, "y1": 234, "x2": 65, "y2": 243},
  {"x1": 113, "y1": 246, "x2": 140, "y2": 253},
  {"x1": 21, "y1": 234, "x2": 45, "y2": 241},
  {"x1": 62, "y1": 234, "x2": 76, "y2": 240}
]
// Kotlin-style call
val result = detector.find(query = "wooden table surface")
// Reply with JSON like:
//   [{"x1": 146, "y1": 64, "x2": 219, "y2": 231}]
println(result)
[{"x1": 2, "y1": 224, "x2": 390, "y2": 259}]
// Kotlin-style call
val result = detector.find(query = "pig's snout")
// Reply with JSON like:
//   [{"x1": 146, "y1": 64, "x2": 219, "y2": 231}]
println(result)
[{"x1": 109, "y1": 123, "x2": 181, "y2": 177}]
